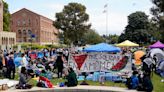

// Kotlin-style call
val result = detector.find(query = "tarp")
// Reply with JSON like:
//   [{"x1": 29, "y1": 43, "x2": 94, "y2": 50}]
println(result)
[
  {"x1": 83, "y1": 43, "x2": 121, "y2": 52},
  {"x1": 134, "y1": 50, "x2": 145, "y2": 65},
  {"x1": 116, "y1": 40, "x2": 139, "y2": 47},
  {"x1": 149, "y1": 41, "x2": 164, "y2": 48}
]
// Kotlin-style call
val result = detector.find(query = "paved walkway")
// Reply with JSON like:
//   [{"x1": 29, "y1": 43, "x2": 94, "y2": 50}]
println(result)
[{"x1": 3, "y1": 86, "x2": 138, "y2": 92}]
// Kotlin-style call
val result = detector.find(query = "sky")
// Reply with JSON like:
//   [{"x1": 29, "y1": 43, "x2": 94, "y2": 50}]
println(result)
[{"x1": 5, "y1": 0, "x2": 154, "y2": 35}]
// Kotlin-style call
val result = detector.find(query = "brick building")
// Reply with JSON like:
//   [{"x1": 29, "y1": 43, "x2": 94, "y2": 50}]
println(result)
[
  {"x1": 10, "y1": 8, "x2": 59, "y2": 45},
  {"x1": 0, "y1": 0, "x2": 3, "y2": 31},
  {"x1": 0, "y1": 0, "x2": 16, "y2": 51}
]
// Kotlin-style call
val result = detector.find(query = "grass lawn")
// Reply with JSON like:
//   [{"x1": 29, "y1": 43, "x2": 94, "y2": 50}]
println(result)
[
  {"x1": 152, "y1": 73, "x2": 164, "y2": 92},
  {"x1": 28, "y1": 78, "x2": 126, "y2": 88},
  {"x1": 3, "y1": 72, "x2": 164, "y2": 92}
]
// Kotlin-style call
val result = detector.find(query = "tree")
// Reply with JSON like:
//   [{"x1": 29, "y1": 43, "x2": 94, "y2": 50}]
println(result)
[
  {"x1": 54, "y1": 2, "x2": 91, "y2": 45},
  {"x1": 108, "y1": 34, "x2": 119, "y2": 44},
  {"x1": 3, "y1": 0, "x2": 10, "y2": 31},
  {"x1": 118, "y1": 11, "x2": 151, "y2": 44},
  {"x1": 151, "y1": 0, "x2": 164, "y2": 42},
  {"x1": 82, "y1": 29, "x2": 104, "y2": 45}
]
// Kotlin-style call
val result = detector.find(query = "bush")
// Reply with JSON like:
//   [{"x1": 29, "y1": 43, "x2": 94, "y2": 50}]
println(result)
[{"x1": 13, "y1": 43, "x2": 68, "y2": 50}]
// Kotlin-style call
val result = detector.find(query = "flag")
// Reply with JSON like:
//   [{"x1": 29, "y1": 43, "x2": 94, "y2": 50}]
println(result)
[{"x1": 104, "y1": 4, "x2": 108, "y2": 8}]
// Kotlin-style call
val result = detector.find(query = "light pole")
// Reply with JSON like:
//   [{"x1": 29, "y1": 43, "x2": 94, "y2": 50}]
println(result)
[{"x1": 103, "y1": 1, "x2": 108, "y2": 43}]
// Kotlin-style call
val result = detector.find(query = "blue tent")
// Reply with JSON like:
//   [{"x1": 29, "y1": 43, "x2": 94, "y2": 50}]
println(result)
[{"x1": 83, "y1": 43, "x2": 121, "y2": 52}]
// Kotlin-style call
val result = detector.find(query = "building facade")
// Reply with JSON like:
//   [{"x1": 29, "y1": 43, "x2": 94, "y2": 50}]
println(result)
[
  {"x1": 0, "y1": 0, "x2": 3, "y2": 31},
  {"x1": 0, "y1": 0, "x2": 16, "y2": 51},
  {"x1": 10, "y1": 8, "x2": 59, "y2": 45}
]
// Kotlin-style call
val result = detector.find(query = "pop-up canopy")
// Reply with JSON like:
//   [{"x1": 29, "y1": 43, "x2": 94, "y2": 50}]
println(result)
[
  {"x1": 83, "y1": 43, "x2": 121, "y2": 52},
  {"x1": 149, "y1": 41, "x2": 164, "y2": 48},
  {"x1": 116, "y1": 40, "x2": 139, "y2": 47}
]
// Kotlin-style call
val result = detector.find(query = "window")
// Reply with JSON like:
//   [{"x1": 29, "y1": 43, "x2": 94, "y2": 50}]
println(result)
[
  {"x1": 29, "y1": 19, "x2": 31, "y2": 25},
  {"x1": 18, "y1": 30, "x2": 21, "y2": 34},
  {"x1": 28, "y1": 30, "x2": 32, "y2": 34},
  {"x1": 22, "y1": 19, "x2": 26, "y2": 25},
  {"x1": 23, "y1": 37, "x2": 27, "y2": 42},
  {"x1": 17, "y1": 20, "x2": 20, "y2": 26},
  {"x1": 23, "y1": 30, "x2": 26, "y2": 34}
]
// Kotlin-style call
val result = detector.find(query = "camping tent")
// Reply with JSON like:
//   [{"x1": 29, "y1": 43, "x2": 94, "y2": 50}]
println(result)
[
  {"x1": 116, "y1": 40, "x2": 139, "y2": 47},
  {"x1": 83, "y1": 43, "x2": 121, "y2": 52},
  {"x1": 149, "y1": 41, "x2": 164, "y2": 48},
  {"x1": 150, "y1": 48, "x2": 164, "y2": 66}
]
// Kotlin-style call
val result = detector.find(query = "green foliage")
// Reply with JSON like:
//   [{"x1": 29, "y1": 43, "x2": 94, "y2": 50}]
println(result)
[
  {"x1": 45, "y1": 44, "x2": 67, "y2": 48},
  {"x1": 106, "y1": 34, "x2": 119, "y2": 44},
  {"x1": 118, "y1": 11, "x2": 151, "y2": 45},
  {"x1": 82, "y1": 29, "x2": 104, "y2": 45},
  {"x1": 54, "y1": 2, "x2": 91, "y2": 45},
  {"x1": 151, "y1": 0, "x2": 164, "y2": 42},
  {"x1": 127, "y1": 11, "x2": 149, "y2": 29},
  {"x1": 13, "y1": 43, "x2": 67, "y2": 50},
  {"x1": 3, "y1": 0, "x2": 10, "y2": 31}
]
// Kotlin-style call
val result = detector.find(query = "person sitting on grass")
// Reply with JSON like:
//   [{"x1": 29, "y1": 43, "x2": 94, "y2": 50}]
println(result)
[
  {"x1": 40, "y1": 70, "x2": 47, "y2": 78},
  {"x1": 16, "y1": 67, "x2": 32, "y2": 89},
  {"x1": 65, "y1": 67, "x2": 78, "y2": 87},
  {"x1": 131, "y1": 71, "x2": 139, "y2": 89}
]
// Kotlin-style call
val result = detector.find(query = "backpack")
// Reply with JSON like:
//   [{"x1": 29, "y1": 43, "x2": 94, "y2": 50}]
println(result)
[{"x1": 7, "y1": 58, "x2": 15, "y2": 67}]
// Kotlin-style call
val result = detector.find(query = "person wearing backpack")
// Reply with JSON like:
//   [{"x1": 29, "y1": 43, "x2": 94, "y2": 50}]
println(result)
[{"x1": 7, "y1": 52, "x2": 15, "y2": 79}]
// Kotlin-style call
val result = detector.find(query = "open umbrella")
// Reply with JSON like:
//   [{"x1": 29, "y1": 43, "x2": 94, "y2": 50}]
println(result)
[{"x1": 134, "y1": 50, "x2": 145, "y2": 65}]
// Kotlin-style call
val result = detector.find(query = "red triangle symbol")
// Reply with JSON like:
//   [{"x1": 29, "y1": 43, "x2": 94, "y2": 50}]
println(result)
[{"x1": 73, "y1": 54, "x2": 87, "y2": 70}]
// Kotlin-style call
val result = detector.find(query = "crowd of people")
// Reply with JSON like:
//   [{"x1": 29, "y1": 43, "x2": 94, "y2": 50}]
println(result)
[
  {"x1": 0, "y1": 48, "x2": 78, "y2": 89},
  {"x1": 0, "y1": 47, "x2": 163, "y2": 92},
  {"x1": 125, "y1": 48, "x2": 158, "y2": 92}
]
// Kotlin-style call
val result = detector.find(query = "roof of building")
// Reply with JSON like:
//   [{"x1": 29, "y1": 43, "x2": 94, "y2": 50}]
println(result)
[{"x1": 11, "y1": 8, "x2": 54, "y2": 22}]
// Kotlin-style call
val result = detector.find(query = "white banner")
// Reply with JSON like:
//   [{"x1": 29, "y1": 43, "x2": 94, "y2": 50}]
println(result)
[{"x1": 68, "y1": 53, "x2": 132, "y2": 73}]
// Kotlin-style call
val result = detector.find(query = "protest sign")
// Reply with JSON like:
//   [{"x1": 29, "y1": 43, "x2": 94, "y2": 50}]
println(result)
[{"x1": 68, "y1": 53, "x2": 131, "y2": 73}]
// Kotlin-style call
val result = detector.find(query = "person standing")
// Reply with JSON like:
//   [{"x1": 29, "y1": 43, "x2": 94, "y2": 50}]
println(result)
[
  {"x1": 7, "y1": 52, "x2": 15, "y2": 79},
  {"x1": 21, "y1": 53, "x2": 28, "y2": 67},
  {"x1": 56, "y1": 52, "x2": 64, "y2": 78},
  {"x1": 0, "y1": 50, "x2": 4, "y2": 77},
  {"x1": 143, "y1": 72, "x2": 153, "y2": 92},
  {"x1": 3, "y1": 53, "x2": 9, "y2": 78}
]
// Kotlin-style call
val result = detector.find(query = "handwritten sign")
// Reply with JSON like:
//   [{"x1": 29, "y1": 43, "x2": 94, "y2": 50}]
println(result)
[{"x1": 68, "y1": 53, "x2": 132, "y2": 73}]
